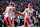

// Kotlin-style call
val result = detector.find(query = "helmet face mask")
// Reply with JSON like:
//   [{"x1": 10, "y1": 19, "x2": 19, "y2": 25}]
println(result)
[
  {"x1": 28, "y1": 3, "x2": 33, "y2": 8},
  {"x1": 9, "y1": 2, "x2": 15, "y2": 7}
]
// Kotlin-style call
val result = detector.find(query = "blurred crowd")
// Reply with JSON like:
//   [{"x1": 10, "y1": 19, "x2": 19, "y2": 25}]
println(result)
[{"x1": 0, "y1": 0, "x2": 40, "y2": 27}]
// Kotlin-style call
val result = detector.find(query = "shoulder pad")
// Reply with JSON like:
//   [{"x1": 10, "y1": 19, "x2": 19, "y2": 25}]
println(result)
[
  {"x1": 25, "y1": 8, "x2": 28, "y2": 10},
  {"x1": 32, "y1": 8, "x2": 35, "y2": 11},
  {"x1": 6, "y1": 6, "x2": 10, "y2": 8}
]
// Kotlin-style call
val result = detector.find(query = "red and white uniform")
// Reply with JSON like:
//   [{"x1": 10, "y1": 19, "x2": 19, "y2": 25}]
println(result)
[
  {"x1": 22, "y1": 8, "x2": 35, "y2": 26},
  {"x1": 4, "y1": 6, "x2": 15, "y2": 27},
  {"x1": 5, "y1": 6, "x2": 15, "y2": 18},
  {"x1": 25, "y1": 8, "x2": 34, "y2": 19}
]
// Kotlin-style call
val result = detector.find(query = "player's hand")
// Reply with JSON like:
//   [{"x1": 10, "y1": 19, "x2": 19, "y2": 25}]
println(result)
[
  {"x1": 8, "y1": 26, "x2": 10, "y2": 27},
  {"x1": 34, "y1": 19, "x2": 36, "y2": 22}
]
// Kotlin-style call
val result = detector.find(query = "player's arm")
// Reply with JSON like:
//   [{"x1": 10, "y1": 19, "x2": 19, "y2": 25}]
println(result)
[
  {"x1": 32, "y1": 15, "x2": 36, "y2": 21},
  {"x1": 13, "y1": 10, "x2": 21, "y2": 14},
  {"x1": 13, "y1": 10, "x2": 25, "y2": 16},
  {"x1": 32, "y1": 10, "x2": 36, "y2": 21},
  {"x1": 4, "y1": 7, "x2": 9, "y2": 15}
]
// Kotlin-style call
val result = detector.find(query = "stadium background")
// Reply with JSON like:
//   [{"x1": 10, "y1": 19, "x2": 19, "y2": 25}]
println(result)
[{"x1": 0, "y1": 0, "x2": 40, "y2": 27}]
